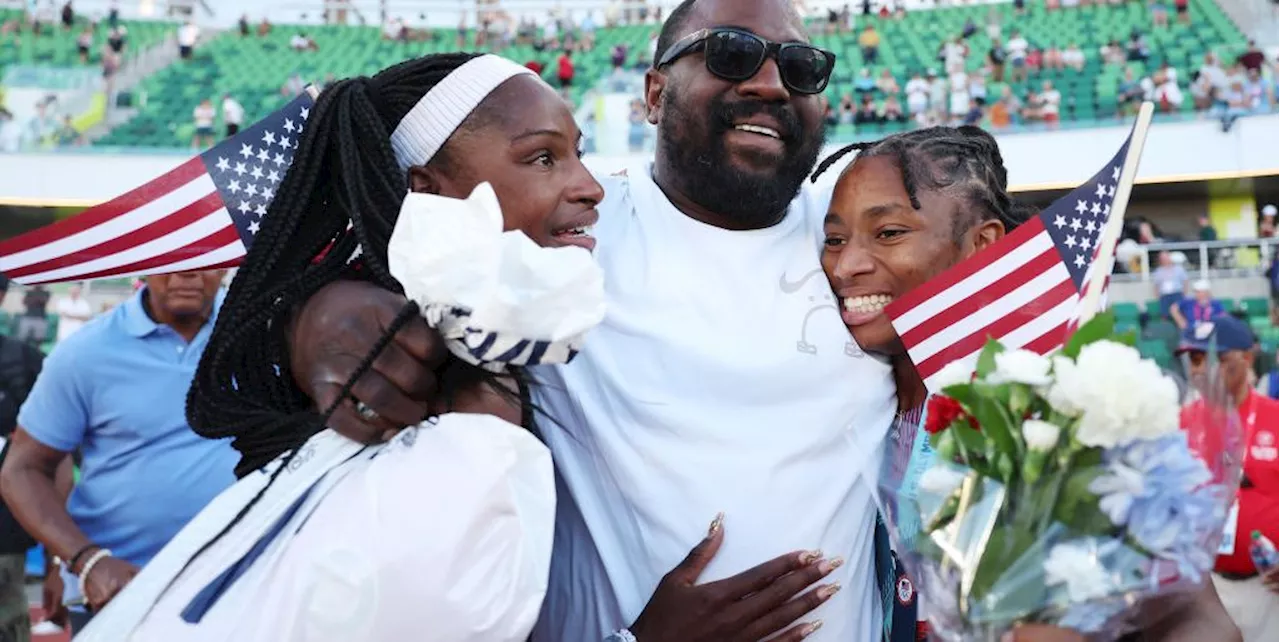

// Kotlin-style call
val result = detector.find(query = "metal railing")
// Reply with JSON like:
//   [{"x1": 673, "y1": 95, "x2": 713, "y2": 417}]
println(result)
[{"x1": 1122, "y1": 237, "x2": 1278, "y2": 282}]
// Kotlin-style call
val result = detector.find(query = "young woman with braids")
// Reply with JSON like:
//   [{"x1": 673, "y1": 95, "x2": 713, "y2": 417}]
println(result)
[
  {"x1": 76, "y1": 51, "x2": 841, "y2": 642},
  {"x1": 816, "y1": 125, "x2": 1241, "y2": 642}
]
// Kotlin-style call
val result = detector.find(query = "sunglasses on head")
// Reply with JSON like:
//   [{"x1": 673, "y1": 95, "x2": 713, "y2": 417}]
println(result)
[{"x1": 656, "y1": 27, "x2": 837, "y2": 95}]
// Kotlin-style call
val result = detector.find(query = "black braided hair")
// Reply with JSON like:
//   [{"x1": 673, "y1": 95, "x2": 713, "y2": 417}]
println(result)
[
  {"x1": 811, "y1": 126, "x2": 1031, "y2": 237},
  {"x1": 186, "y1": 52, "x2": 506, "y2": 479}
]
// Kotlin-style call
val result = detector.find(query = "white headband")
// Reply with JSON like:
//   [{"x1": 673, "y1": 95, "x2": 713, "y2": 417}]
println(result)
[{"x1": 390, "y1": 54, "x2": 537, "y2": 172}]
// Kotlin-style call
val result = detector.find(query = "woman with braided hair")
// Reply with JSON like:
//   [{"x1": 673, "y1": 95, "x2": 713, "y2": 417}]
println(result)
[
  {"x1": 815, "y1": 125, "x2": 1241, "y2": 642},
  {"x1": 72, "y1": 51, "x2": 611, "y2": 642}
]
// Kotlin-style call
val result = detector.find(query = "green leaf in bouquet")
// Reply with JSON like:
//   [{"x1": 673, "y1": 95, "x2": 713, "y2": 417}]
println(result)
[
  {"x1": 1062, "y1": 311, "x2": 1116, "y2": 359},
  {"x1": 951, "y1": 424, "x2": 989, "y2": 469},
  {"x1": 969, "y1": 526, "x2": 1036, "y2": 603},
  {"x1": 932, "y1": 430, "x2": 959, "y2": 461},
  {"x1": 974, "y1": 338, "x2": 1006, "y2": 379},
  {"x1": 1114, "y1": 327, "x2": 1138, "y2": 347},
  {"x1": 1051, "y1": 465, "x2": 1116, "y2": 536},
  {"x1": 1007, "y1": 384, "x2": 1033, "y2": 421}
]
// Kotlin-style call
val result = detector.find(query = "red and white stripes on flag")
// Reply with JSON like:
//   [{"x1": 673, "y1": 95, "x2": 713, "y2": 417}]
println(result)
[
  {"x1": 0, "y1": 159, "x2": 245, "y2": 284},
  {"x1": 0, "y1": 92, "x2": 314, "y2": 286},
  {"x1": 887, "y1": 133, "x2": 1137, "y2": 392}
]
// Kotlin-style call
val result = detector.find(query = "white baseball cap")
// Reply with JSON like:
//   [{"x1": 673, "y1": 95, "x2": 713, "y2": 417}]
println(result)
[
  {"x1": 1262, "y1": 204, "x2": 1277, "y2": 217},
  {"x1": 1192, "y1": 279, "x2": 1212, "y2": 292}
]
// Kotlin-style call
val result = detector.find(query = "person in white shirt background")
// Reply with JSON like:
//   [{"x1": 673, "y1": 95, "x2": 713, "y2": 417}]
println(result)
[
  {"x1": 229, "y1": 0, "x2": 912, "y2": 640},
  {"x1": 53, "y1": 283, "x2": 92, "y2": 343},
  {"x1": 191, "y1": 98, "x2": 215, "y2": 149},
  {"x1": 220, "y1": 93, "x2": 243, "y2": 138}
]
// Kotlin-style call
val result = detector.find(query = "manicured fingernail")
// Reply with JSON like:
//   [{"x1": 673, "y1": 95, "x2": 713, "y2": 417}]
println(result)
[
  {"x1": 707, "y1": 512, "x2": 724, "y2": 537},
  {"x1": 801, "y1": 620, "x2": 824, "y2": 637},
  {"x1": 818, "y1": 583, "x2": 841, "y2": 600},
  {"x1": 819, "y1": 557, "x2": 845, "y2": 573},
  {"x1": 799, "y1": 550, "x2": 823, "y2": 565}
]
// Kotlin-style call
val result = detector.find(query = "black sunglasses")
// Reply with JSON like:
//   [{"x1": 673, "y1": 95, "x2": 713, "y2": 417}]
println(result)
[{"x1": 656, "y1": 28, "x2": 837, "y2": 95}]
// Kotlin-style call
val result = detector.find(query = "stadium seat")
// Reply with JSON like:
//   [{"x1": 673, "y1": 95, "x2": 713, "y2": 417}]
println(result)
[
  {"x1": 1112, "y1": 302, "x2": 1141, "y2": 324},
  {"x1": 86, "y1": 0, "x2": 1247, "y2": 148},
  {"x1": 1239, "y1": 297, "x2": 1271, "y2": 319}
]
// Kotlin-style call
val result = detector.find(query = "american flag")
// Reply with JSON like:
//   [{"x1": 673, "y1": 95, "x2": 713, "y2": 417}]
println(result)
[
  {"x1": 887, "y1": 134, "x2": 1134, "y2": 391},
  {"x1": 0, "y1": 92, "x2": 315, "y2": 285}
]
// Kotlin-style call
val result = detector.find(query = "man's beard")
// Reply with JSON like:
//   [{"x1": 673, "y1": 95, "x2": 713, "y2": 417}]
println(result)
[{"x1": 657, "y1": 86, "x2": 826, "y2": 228}]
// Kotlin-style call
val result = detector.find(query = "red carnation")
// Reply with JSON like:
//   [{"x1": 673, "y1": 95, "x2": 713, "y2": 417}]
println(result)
[{"x1": 925, "y1": 395, "x2": 979, "y2": 434}]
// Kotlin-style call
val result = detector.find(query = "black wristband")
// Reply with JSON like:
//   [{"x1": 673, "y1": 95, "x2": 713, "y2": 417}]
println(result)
[{"x1": 67, "y1": 544, "x2": 98, "y2": 573}]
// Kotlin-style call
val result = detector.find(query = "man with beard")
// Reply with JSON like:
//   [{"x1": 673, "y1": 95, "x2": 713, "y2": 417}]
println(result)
[{"x1": 227, "y1": 1, "x2": 905, "y2": 640}]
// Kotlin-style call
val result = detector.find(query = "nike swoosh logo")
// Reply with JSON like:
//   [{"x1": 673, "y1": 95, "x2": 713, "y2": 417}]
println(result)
[{"x1": 779, "y1": 268, "x2": 825, "y2": 294}]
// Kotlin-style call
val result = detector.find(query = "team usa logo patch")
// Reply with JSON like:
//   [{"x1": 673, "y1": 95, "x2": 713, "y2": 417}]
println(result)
[{"x1": 896, "y1": 574, "x2": 915, "y2": 605}]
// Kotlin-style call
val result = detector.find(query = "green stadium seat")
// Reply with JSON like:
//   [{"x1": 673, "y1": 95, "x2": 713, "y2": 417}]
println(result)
[
  {"x1": 1138, "y1": 338, "x2": 1174, "y2": 370},
  {"x1": 1240, "y1": 297, "x2": 1271, "y2": 318},
  {"x1": 1145, "y1": 299, "x2": 1169, "y2": 319},
  {"x1": 1112, "y1": 302, "x2": 1141, "y2": 323},
  {"x1": 85, "y1": 0, "x2": 1250, "y2": 148}
]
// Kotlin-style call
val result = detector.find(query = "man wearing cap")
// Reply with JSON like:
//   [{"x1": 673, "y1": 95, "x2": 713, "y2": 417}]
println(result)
[
  {"x1": 1152, "y1": 251, "x2": 1189, "y2": 322},
  {"x1": 1178, "y1": 315, "x2": 1279, "y2": 642},
  {"x1": 1170, "y1": 279, "x2": 1224, "y2": 331}
]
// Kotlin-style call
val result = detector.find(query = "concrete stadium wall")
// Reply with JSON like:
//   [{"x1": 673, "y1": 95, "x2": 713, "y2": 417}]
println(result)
[{"x1": 0, "y1": 113, "x2": 1274, "y2": 206}]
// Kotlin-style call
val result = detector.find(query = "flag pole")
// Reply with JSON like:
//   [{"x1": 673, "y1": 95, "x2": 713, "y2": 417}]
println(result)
[{"x1": 1076, "y1": 101, "x2": 1155, "y2": 324}]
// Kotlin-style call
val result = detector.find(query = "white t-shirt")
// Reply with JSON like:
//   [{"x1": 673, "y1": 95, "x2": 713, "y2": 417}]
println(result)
[
  {"x1": 1007, "y1": 37, "x2": 1029, "y2": 61},
  {"x1": 531, "y1": 166, "x2": 896, "y2": 641},
  {"x1": 905, "y1": 78, "x2": 929, "y2": 112},
  {"x1": 221, "y1": 98, "x2": 243, "y2": 125},
  {"x1": 193, "y1": 105, "x2": 215, "y2": 128},
  {"x1": 178, "y1": 24, "x2": 199, "y2": 47},
  {"x1": 55, "y1": 295, "x2": 92, "y2": 342},
  {"x1": 1041, "y1": 89, "x2": 1062, "y2": 116},
  {"x1": 949, "y1": 71, "x2": 971, "y2": 114}
]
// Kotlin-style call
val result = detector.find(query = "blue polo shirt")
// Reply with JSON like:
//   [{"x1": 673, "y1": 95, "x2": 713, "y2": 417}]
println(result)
[{"x1": 17, "y1": 287, "x2": 237, "y2": 571}]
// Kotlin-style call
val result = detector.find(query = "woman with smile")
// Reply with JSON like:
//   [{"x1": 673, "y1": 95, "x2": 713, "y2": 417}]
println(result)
[{"x1": 815, "y1": 126, "x2": 1243, "y2": 641}]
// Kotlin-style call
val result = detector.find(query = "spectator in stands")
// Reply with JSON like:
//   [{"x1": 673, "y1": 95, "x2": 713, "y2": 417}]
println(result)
[
  {"x1": 1244, "y1": 68, "x2": 1273, "y2": 112},
  {"x1": 855, "y1": 94, "x2": 880, "y2": 124},
  {"x1": 54, "y1": 284, "x2": 92, "y2": 343},
  {"x1": 875, "y1": 69, "x2": 899, "y2": 96},
  {"x1": 1062, "y1": 43, "x2": 1085, "y2": 72},
  {"x1": 990, "y1": 85, "x2": 1020, "y2": 128},
  {"x1": 1007, "y1": 29, "x2": 1029, "y2": 82},
  {"x1": 106, "y1": 0, "x2": 118, "y2": 28},
  {"x1": 1220, "y1": 78, "x2": 1250, "y2": 131},
  {"x1": 858, "y1": 23, "x2": 880, "y2": 64},
  {"x1": 1155, "y1": 63, "x2": 1184, "y2": 112},
  {"x1": 59, "y1": 1, "x2": 73, "y2": 30},
  {"x1": 1126, "y1": 32, "x2": 1151, "y2": 63},
  {"x1": 1191, "y1": 70, "x2": 1216, "y2": 111},
  {"x1": 854, "y1": 68, "x2": 876, "y2": 96},
  {"x1": 948, "y1": 68, "x2": 970, "y2": 124},
  {"x1": 1200, "y1": 52, "x2": 1228, "y2": 92},
  {"x1": 289, "y1": 31, "x2": 318, "y2": 52},
  {"x1": 220, "y1": 93, "x2": 242, "y2": 138},
  {"x1": 0, "y1": 275, "x2": 47, "y2": 642},
  {"x1": 1260, "y1": 205, "x2": 1277, "y2": 238},
  {"x1": 53, "y1": 115, "x2": 80, "y2": 146},
  {"x1": 968, "y1": 70, "x2": 987, "y2": 104},
  {"x1": 237, "y1": 13, "x2": 249, "y2": 37},
  {"x1": 191, "y1": 98, "x2": 215, "y2": 149},
  {"x1": 1100, "y1": 39, "x2": 1126, "y2": 66},
  {"x1": 106, "y1": 25, "x2": 124, "y2": 54},
  {"x1": 281, "y1": 72, "x2": 306, "y2": 97},
  {"x1": 1173, "y1": 0, "x2": 1191, "y2": 23},
  {"x1": 880, "y1": 94, "x2": 905, "y2": 123},
  {"x1": 75, "y1": 25, "x2": 91, "y2": 64},
  {"x1": 988, "y1": 37, "x2": 1006, "y2": 82},
  {"x1": 942, "y1": 36, "x2": 968, "y2": 75},
  {"x1": 1151, "y1": 250, "x2": 1188, "y2": 320},
  {"x1": 905, "y1": 72, "x2": 929, "y2": 120},
  {"x1": 962, "y1": 97, "x2": 984, "y2": 125},
  {"x1": 1039, "y1": 80, "x2": 1062, "y2": 126},
  {"x1": 1042, "y1": 44, "x2": 1064, "y2": 72},
  {"x1": 1, "y1": 271, "x2": 237, "y2": 632},
  {"x1": 1117, "y1": 67, "x2": 1148, "y2": 116},
  {"x1": 17, "y1": 285, "x2": 50, "y2": 346},
  {"x1": 1150, "y1": 0, "x2": 1169, "y2": 28},
  {"x1": 838, "y1": 93, "x2": 855, "y2": 124},
  {"x1": 1178, "y1": 316, "x2": 1279, "y2": 642},
  {"x1": 256, "y1": 17, "x2": 271, "y2": 37},
  {"x1": 176, "y1": 20, "x2": 197, "y2": 60},
  {"x1": 1238, "y1": 40, "x2": 1267, "y2": 74},
  {"x1": 1198, "y1": 214, "x2": 1218, "y2": 242},
  {"x1": 1172, "y1": 279, "x2": 1225, "y2": 329},
  {"x1": 556, "y1": 49, "x2": 575, "y2": 92},
  {"x1": 926, "y1": 68, "x2": 947, "y2": 123}
]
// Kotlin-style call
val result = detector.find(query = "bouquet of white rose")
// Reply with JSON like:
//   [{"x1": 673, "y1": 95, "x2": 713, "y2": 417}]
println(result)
[{"x1": 878, "y1": 313, "x2": 1245, "y2": 641}]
